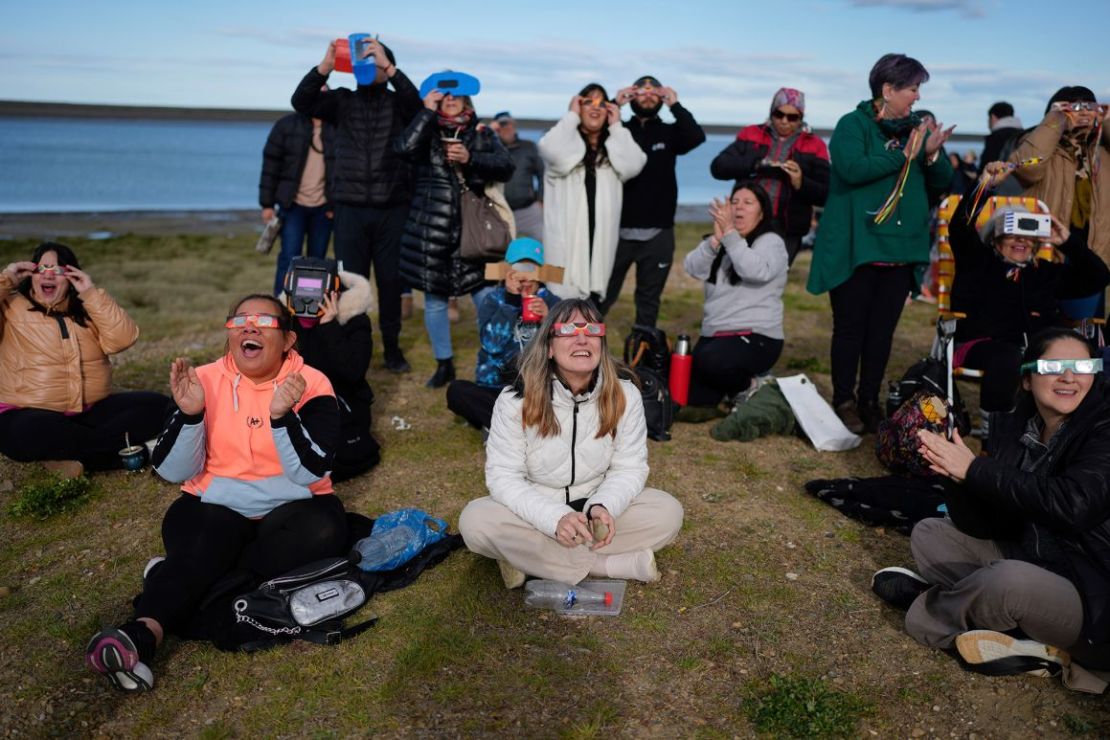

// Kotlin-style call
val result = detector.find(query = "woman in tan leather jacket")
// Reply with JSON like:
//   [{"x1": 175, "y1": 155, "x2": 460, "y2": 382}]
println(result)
[{"x1": 0, "y1": 242, "x2": 168, "y2": 476}]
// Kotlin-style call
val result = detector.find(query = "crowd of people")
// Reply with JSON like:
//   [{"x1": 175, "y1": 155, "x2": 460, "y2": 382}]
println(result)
[{"x1": 4, "y1": 42, "x2": 1110, "y2": 695}]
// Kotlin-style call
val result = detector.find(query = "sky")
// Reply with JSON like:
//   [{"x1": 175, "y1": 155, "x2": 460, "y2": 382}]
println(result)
[{"x1": 3, "y1": 0, "x2": 1109, "y2": 134}]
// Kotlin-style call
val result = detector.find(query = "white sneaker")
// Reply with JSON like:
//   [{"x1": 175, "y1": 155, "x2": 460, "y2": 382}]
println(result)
[{"x1": 956, "y1": 630, "x2": 1069, "y2": 677}]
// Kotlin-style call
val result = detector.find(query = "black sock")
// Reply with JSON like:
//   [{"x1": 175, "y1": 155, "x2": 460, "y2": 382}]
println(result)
[{"x1": 119, "y1": 620, "x2": 157, "y2": 663}]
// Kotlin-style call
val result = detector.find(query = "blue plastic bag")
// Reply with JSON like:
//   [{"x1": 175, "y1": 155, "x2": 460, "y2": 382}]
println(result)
[{"x1": 355, "y1": 508, "x2": 450, "y2": 572}]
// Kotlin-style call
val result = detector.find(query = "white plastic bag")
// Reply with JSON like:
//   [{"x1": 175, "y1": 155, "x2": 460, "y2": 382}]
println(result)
[{"x1": 776, "y1": 374, "x2": 861, "y2": 452}]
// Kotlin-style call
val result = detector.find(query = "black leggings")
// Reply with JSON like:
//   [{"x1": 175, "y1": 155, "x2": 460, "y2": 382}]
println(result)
[
  {"x1": 829, "y1": 264, "x2": 913, "y2": 406},
  {"x1": 134, "y1": 494, "x2": 348, "y2": 632},
  {"x1": 686, "y1": 334, "x2": 783, "y2": 407},
  {"x1": 0, "y1": 392, "x2": 170, "y2": 471},
  {"x1": 960, "y1": 339, "x2": 1023, "y2": 413}
]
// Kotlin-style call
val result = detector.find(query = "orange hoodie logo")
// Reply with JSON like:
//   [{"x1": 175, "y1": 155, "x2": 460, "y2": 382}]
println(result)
[{"x1": 247, "y1": 416, "x2": 263, "y2": 429}]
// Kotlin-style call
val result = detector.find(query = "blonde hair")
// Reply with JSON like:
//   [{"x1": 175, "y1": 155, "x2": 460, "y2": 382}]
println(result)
[{"x1": 516, "y1": 299, "x2": 629, "y2": 438}]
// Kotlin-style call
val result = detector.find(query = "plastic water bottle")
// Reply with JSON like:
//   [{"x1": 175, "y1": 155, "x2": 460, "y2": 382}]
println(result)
[
  {"x1": 355, "y1": 525, "x2": 416, "y2": 571},
  {"x1": 524, "y1": 580, "x2": 613, "y2": 610}
]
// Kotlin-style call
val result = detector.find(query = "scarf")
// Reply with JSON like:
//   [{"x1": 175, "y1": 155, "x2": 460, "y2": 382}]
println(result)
[
  {"x1": 437, "y1": 107, "x2": 475, "y2": 132},
  {"x1": 859, "y1": 99, "x2": 921, "y2": 140},
  {"x1": 757, "y1": 126, "x2": 801, "y2": 218}
]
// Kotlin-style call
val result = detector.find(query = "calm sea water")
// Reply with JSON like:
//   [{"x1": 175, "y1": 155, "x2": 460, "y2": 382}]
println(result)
[{"x1": 0, "y1": 116, "x2": 976, "y2": 214}]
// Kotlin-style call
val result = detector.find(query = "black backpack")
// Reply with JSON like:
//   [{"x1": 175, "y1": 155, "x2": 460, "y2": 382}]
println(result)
[
  {"x1": 623, "y1": 325, "x2": 670, "y2": 383},
  {"x1": 634, "y1": 367, "x2": 673, "y2": 442},
  {"x1": 885, "y1": 356, "x2": 971, "y2": 436}
]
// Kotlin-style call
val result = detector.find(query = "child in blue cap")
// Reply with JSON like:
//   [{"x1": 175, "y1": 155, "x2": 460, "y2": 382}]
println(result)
[{"x1": 446, "y1": 237, "x2": 559, "y2": 433}]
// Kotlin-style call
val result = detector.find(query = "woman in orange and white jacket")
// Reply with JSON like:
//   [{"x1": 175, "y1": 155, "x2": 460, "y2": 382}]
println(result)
[{"x1": 85, "y1": 294, "x2": 347, "y2": 693}]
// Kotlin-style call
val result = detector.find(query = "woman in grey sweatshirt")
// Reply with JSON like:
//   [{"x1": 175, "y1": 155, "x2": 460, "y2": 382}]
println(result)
[{"x1": 682, "y1": 181, "x2": 788, "y2": 407}]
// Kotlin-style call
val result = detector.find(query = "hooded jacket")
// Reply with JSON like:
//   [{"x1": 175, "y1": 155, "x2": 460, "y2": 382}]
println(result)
[
  {"x1": 291, "y1": 67, "x2": 423, "y2": 208},
  {"x1": 395, "y1": 110, "x2": 515, "y2": 296},
  {"x1": 620, "y1": 102, "x2": 706, "y2": 229},
  {"x1": 152, "y1": 350, "x2": 339, "y2": 519},
  {"x1": 0, "y1": 272, "x2": 139, "y2": 413},
  {"x1": 293, "y1": 271, "x2": 380, "y2": 479},
  {"x1": 258, "y1": 112, "x2": 335, "y2": 210},
  {"x1": 485, "y1": 376, "x2": 648, "y2": 537},
  {"x1": 1010, "y1": 111, "x2": 1110, "y2": 267},
  {"x1": 960, "y1": 376, "x2": 1110, "y2": 664},
  {"x1": 807, "y1": 101, "x2": 953, "y2": 295}
]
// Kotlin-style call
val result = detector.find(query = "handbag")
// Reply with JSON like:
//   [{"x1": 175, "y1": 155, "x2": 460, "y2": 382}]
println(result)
[
  {"x1": 459, "y1": 184, "x2": 512, "y2": 261},
  {"x1": 876, "y1": 390, "x2": 952, "y2": 477}
]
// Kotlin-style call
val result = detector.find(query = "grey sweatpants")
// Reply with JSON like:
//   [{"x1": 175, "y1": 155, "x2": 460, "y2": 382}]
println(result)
[
  {"x1": 458, "y1": 488, "x2": 683, "y2": 584},
  {"x1": 904, "y1": 517, "x2": 1083, "y2": 651}
]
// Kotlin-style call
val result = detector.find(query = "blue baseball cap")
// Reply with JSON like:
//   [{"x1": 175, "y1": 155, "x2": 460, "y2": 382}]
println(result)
[{"x1": 504, "y1": 237, "x2": 544, "y2": 269}]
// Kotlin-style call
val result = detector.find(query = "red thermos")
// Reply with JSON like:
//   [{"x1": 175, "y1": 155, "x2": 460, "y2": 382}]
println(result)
[{"x1": 669, "y1": 334, "x2": 692, "y2": 406}]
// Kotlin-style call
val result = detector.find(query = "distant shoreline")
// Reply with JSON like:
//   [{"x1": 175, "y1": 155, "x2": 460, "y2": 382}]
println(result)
[{"x1": 0, "y1": 99, "x2": 989, "y2": 141}]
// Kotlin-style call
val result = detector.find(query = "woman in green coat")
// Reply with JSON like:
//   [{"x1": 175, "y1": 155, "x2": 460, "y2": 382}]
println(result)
[{"x1": 807, "y1": 53, "x2": 953, "y2": 434}]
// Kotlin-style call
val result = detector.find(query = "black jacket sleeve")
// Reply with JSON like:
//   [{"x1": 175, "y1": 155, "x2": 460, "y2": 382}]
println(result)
[
  {"x1": 796, "y1": 154, "x2": 830, "y2": 208},
  {"x1": 467, "y1": 128, "x2": 515, "y2": 183},
  {"x1": 1054, "y1": 231, "x2": 1110, "y2": 300},
  {"x1": 394, "y1": 108, "x2": 436, "y2": 160},
  {"x1": 948, "y1": 190, "x2": 990, "y2": 272},
  {"x1": 309, "y1": 317, "x2": 373, "y2": 386},
  {"x1": 389, "y1": 69, "x2": 423, "y2": 123},
  {"x1": 259, "y1": 118, "x2": 288, "y2": 208},
  {"x1": 292, "y1": 67, "x2": 341, "y2": 121},
  {"x1": 710, "y1": 138, "x2": 764, "y2": 182},
  {"x1": 668, "y1": 103, "x2": 706, "y2": 156},
  {"x1": 271, "y1": 395, "x2": 340, "y2": 481}
]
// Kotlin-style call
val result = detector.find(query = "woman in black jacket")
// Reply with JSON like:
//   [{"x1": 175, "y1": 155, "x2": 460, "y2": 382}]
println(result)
[
  {"x1": 873, "y1": 328, "x2": 1110, "y2": 689},
  {"x1": 396, "y1": 85, "x2": 514, "y2": 388},
  {"x1": 947, "y1": 183, "x2": 1110, "y2": 418}
]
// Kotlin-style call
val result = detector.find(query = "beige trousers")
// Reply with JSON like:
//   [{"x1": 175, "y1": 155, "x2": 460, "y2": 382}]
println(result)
[{"x1": 459, "y1": 488, "x2": 683, "y2": 584}]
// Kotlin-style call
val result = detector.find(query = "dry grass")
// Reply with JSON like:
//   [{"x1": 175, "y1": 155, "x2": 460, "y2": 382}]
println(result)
[{"x1": 1, "y1": 227, "x2": 1108, "y2": 737}]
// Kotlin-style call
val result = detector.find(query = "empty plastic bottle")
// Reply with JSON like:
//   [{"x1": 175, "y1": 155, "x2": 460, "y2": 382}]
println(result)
[
  {"x1": 354, "y1": 525, "x2": 416, "y2": 571},
  {"x1": 524, "y1": 580, "x2": 613, "y2": 610}
]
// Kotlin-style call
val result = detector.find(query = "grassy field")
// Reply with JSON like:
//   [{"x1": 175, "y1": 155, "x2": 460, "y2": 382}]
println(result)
[{"x1": 2, "y1": 226, "x2": 1108, "y2": 738}]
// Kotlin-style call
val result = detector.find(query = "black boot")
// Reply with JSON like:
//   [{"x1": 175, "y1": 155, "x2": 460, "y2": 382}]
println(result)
[
  {"x1": 384, "y1": 345, "x2": 411, "y2": 374},
  {"x1": 426, "y1": 357, "x2": 456, "y2": 389},
  {"x1": 858, "y1": 399, "x2": 882, "y2": 435}
]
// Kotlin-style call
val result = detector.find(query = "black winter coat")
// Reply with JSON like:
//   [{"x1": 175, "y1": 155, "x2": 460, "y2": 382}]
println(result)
[
  {"x1": 259, "y1": 113, "x2": 335, "y2": 210},
  {"x1": 956, "y1": 377, "x2": 1110, "y2": 664},
  {"x1": 395, "y1": 110, "x2": 515, "y2": 296},
  {"x1": 293, "y1": 315, "x2": 380, "y2": 482},
  {"x1": 291, "y1": 68, "x2": 423, "y2": 208},
  {"x1": 948, "y1": 195, "x2": 1110, "y2": 344},
  {"x1": 620, "y1": 103, "x2": 706, "y2": 228}
]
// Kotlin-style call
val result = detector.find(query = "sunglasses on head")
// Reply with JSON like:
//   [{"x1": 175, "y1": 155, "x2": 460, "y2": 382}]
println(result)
[
  {"x1": 225, "y1": 313, "x2": 286, "y2": 330},
  {"x1": 772, "y1": 110, "x2": 802, "y2": 123},
  {"x1": 1021, "y1": 358, "x2": 1102, "y2": 375},
  {"x1": 34, "y1": 264, "x2": 66, "y2": 275},
  {"x1": 552, "y1": 322, "x2": 606, "y2": 338}
]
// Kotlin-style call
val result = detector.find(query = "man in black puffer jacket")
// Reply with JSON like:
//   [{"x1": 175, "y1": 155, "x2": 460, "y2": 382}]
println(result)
[
  {"x1": 259, "y1": 112, "x2": 335, "y2": 296},
  {"x1": 292, "y1": 38, "x2": 423, "y2": 373}
]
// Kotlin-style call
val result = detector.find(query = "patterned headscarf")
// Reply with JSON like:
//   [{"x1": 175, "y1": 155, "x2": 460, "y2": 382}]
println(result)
[{"x1": 770, "y1": 88, "x2": 805, "y2": 116}]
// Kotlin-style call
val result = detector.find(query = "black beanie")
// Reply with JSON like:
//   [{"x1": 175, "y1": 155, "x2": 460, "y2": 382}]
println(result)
[{"x1": 1045, "y1": 86, "x2": 1096, "y2": 114}]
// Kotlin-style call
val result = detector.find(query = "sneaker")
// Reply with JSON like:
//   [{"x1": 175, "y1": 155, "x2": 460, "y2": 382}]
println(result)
[
  {"x1": 498, "y1": 560, "x2": 526, "y2": 590},
  {"x1": 85, "y1": 628, "x2": 154, "y2": 692},
  {"x1": 384, "y1": 348, "x2": 411, "y2": 374},
  {"x1": 834, "y1": 401, "x2": 865, "y2": 435},
  {"x1": 955, "y1": 630, "x2": 1069, "y2": 677},
  {"x1": 871, "y1": 567, "x2": 930, "y2": 610},
  {"x1": 42, "y1": 460, "x2": 85, "y2": 479}
]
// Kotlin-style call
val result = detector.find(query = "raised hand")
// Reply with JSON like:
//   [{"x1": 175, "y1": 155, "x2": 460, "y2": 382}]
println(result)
[
  {"x1": 605, "y1": 101, "x2": 621, "y2": 127},
  {"x1": 318, "y1": 291, "x2": 339, "y2": 325},
  {"x1": 2, "y1": 261, "x2": 36, "y2": 284},
  {"x1": 1048, "y1": 215, "x2": 1071, "y2": 247},
  {"x1": 423, "y1": 89, "x2": 445, "y2": 111},
  {"x1": 318, "y1": 40, "x2": 336, "y2": 75},
  {"x1": 63, "y1": 265, "x2": 95, "y2": 293},
  {"x1": 781, "y1": 159, "x2": 803, "y2": 190},
  {"x1": 924, "y1": 120, "x2": 956, "y2": 156},
  {"x1": 445, "y1": 141, "x2": 471, "y2": 164},
  {"x1": 658, "y1": 86, "x2": 678, "y2": 106},
  {"x1": 569, "y1": 94, "x2": 582, "y2": 116},
  {"x1": 917, "y1": 428, "x2": 976, "y2": 481},
  {"x1": 270, "y1": 372, "x2": 306, "y2": 419},
  {"x1": 170, "y1": 358, "x2": 205, "y2": 416},
  {"x1": 614, "y1": 86, "x2": 637, "y2": 106},
  {"x1": 709, "y1": 197, "x2": 731, "y2": 244}
]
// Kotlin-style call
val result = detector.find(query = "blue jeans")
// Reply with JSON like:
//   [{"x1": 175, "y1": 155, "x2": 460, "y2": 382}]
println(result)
[
  {"x1": 273, "y1": 204, "x2": 332, "y2": 295},
  {"x1": 424, "y1": 285, "x2": 496, "y2": 360}
]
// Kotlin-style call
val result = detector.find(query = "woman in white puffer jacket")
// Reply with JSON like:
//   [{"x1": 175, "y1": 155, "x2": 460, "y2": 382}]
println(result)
[{"x1": 459, "y1": 298, "x2": 683, "y2": 588}]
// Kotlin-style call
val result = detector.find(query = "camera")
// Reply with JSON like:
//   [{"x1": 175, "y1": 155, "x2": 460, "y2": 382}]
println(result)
[
  {"x1": 283, "y1": 257, "x2": 339, "y2": 318},
  {"x1": 1000, "y1": 212, "x2": 1051, "y2": 239}
]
